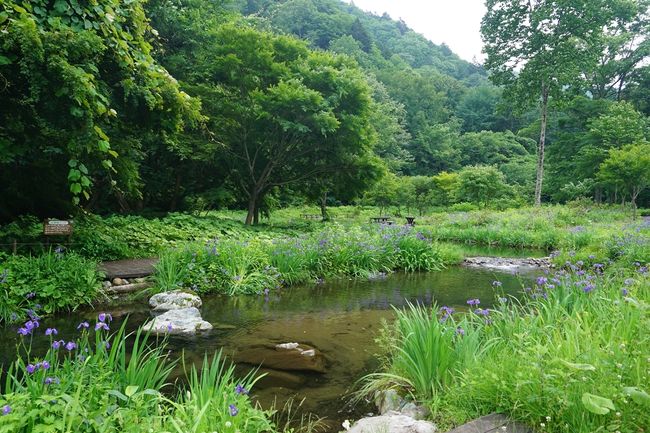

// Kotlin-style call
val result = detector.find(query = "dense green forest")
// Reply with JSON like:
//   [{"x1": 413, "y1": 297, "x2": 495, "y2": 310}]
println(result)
[{"x1": 1, "y1": 0, "x2": 649, "y2": 223}]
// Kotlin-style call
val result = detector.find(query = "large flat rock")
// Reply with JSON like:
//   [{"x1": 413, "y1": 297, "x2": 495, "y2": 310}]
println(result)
[
  {"x1": 144, "y1": 307, "x2": 212, "y2": 337},
  {"x1": 234, "y1": 343, "x2": 326, "y2": 373},
  {"x1": 149, "y1": 290, "x2": 202, "y2": 311},
  {"x1": 445, "y1": 413, "x2": 532, "y2": 433},
  {"x1": 348, "y1": 412, "x2": 436, "y2": 433}
]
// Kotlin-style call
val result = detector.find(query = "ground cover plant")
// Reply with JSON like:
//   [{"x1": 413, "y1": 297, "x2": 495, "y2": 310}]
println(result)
[
  {"x1": 361, "y1": 219, "x2": 650, "y2": 433},
  {"x1": 0, "y1": 250, "x2": 102, "y2": 324},
  {"x1": 0, "y1": 315, "x2": 275, "y2": 433}
]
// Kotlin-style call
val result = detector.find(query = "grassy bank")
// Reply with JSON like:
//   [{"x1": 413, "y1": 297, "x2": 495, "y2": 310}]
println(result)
[
  {"x1": 154, "y1": 225, "x2": 463, "y2": 295},
  {"x1": 0, "y1": 318, "x2": 275, "y2": 433},
  {"x1": 0, "y1": 205, "x2": 644, "y2": 321},
  {"x1": 361, "y1": 219, "x2": 650, "y2": 432}
]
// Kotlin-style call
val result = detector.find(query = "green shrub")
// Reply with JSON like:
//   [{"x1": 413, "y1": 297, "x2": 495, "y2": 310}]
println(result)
[{"x1": 0, "y1": 250, "x2": 102, "y2": 323}]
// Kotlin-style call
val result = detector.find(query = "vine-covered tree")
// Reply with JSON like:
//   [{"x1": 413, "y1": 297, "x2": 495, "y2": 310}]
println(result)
[{"x1": 0, "y1": 0, "x2": 200, "y2": 220}]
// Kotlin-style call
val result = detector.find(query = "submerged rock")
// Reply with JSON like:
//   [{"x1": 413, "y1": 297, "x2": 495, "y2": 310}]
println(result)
[
  {"x1": 235, "y1": 343, "x2": 326, "y2": 373},
  {"x1": 463, "y1": 256, "x2": 550, "y2": 272},
  {"x1": 347, "y1": 412, "x2": 436, "y2": 433},
  {"x1": 149, "y1": 290, "x2": 202, "y2": 311},
  {"x1": 144, "y1": 307, "x2": 212, "y2": 337}
]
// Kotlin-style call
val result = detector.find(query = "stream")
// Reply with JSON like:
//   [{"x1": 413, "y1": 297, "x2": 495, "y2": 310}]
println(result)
[{"x1": 1, "y1": 249, "x2": 543, "y2": 431}]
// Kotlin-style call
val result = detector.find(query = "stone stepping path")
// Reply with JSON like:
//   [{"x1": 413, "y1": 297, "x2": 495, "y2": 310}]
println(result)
[
  {"x1": 446, "y1": 413, "x2": 532, "y2": 433},
  {"x1": 100, "y1": 258, "x2": 158, "y2": 279}
]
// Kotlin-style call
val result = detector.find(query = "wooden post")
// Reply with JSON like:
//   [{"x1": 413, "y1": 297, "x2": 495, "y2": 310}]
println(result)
[{"x1": 12, "y1": 239, "x2": 17, "y2": 255}]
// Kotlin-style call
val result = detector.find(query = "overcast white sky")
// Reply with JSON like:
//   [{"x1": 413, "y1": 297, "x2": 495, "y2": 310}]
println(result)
[{"x1": 344, "y1": 0, "x2": 487, "y2": 62}]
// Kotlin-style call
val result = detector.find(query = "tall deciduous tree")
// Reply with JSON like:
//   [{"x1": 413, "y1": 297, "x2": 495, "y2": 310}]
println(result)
[
  {"x1": 481, "y1": 0, "x2": 616, "y2": 206},
  {"x1": 178, "y1": 22, "x2": 374, "y2": 224}
]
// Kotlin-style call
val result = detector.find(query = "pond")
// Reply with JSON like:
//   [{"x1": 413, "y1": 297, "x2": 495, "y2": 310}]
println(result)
[{"x1": 0, "y1": 264, "x2": 541, "y2": 431}]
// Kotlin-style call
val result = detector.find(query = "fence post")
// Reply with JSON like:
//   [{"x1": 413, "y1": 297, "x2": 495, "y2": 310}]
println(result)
[{"x1": 12, "y1": 239, "x2": 17, "y2": 255}]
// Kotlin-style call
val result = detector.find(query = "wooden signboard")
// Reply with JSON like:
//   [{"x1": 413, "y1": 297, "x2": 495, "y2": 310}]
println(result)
[{"x1": 43, "y1": 219, "x2": 73, "y2": 236}]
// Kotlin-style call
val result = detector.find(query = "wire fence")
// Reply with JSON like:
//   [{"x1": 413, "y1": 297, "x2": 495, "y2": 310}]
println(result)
[{"x1": 0, "y1": 240, "x2": 79, "y2": 254}]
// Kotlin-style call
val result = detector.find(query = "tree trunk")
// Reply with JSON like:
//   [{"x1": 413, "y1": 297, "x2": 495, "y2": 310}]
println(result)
[
  {"x1": 320, "y1": 191, "x2": 330, "y2": 221},
  {"x1": 170, "y1": 172, "x2": 181, "y2": 211},
  {"x1": 631, "y1": 187, "x2": 639, "y2": 220},
  {"x1": 534, "y1": 84, "x2": 549, "y2": 207},
  {"x1": 245, "y1": 193, "x2": 257, "y2": 225},
  {"x1": 254, "y1": 204, "x2": 259, "y2": 225}
]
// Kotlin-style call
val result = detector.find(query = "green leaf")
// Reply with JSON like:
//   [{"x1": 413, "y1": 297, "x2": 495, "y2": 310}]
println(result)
[
  {"x1": 560, "y1": 359, "x2": 596, "y2": 371},
  {"x1": 68, "y1": 159, "x2": 78, "y2": 168},
  {"x1": 581, "y1": 393, "x2": 615, "y2": 415},
  {"x1": 107, "y1": 390, "x2": 127, "y2": 402},
  {"x1": 0, "y1": 55, "x2": 11, "y2": 66},
  {"x1": 623, "y1": 387, "x2": 650, "y2": 406},
  {"x1": 125, "y1": 385, "x2": 139, "y2": 398},
  {"x1": 70, "y1": 183, "x2": 82, "y2": 194},
  {"x1": 68, "y1": 169, "x2": 81, "y2": 181},
  {"x1": 79, "y1": 163, "x2": 88, "y2": 174},
  {"x1": 98, "y1": 140, "x2": 110, "y2": 153}
]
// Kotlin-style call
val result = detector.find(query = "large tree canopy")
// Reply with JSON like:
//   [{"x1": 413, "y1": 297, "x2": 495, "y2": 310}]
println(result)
[
  {"x1": 0, "y1": 0, "x2": 200, "y2": 221},
  {"x1": 482, "y1": 0, "x2": 622, "y2": 206}
]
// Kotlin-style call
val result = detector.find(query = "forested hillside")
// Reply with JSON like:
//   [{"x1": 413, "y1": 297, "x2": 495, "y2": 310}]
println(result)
[{"x1": 0, "y1": 0, "x2": 648, "y2": 223}]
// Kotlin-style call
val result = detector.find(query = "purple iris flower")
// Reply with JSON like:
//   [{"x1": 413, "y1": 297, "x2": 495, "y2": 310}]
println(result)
[
  {"x1": 492, "y1": 280, "x2": 502, "y2": 287},
  {"x1": 95, "y1": 322, "x2": 109, "y2": 331},
  {"x1": 235, "y1": 384, "x2": 249, "y2": 395},
  {"x1": 26, "y1": 364, "x2": 37, "y2": 374},
  {"x1": 582, "y1": 284, "x2": 595, "y2": 293},
  {"x1": 40, "y1": 361, "x2": 50, "y2": 370},
  {"x1": 65, "y1": 341, "x2": 77, "y2": 351},
  {"x1": 466, "y1": 298, "x2": 480, "y2": 307},
  {"x1": 77, "y1": 322, "x2": 89, "y2": 330},
  {"x1": 52, "y1": 340, "x2": 64, "y2": 350},
  {"x1": 455, "y1": 327, "x2": 465, "y2": 336},
  {"x1": 1, "y1": 405, "x2": 10, "y2": 415},
  {"x1": 621, "y1": 288, "x2": 629, "y2": 296},
  {"x1": 45, "y1": 328, "x2": 58, "y2": 336},
  {"x1": 498, "y1": 297, "x2": 508, "y2": 303},
  {"x1": 104, "y1": 341, "x2": 111, "y2": 349},
  {"x1": 97, "y1": 313, "x2": 112, "y2": 323},
  {"x1": 26, "y1": 292, "x2": 36, "y2": 299},
  {"x1": 166, "y1": 322, "x2": 173, "y2": 332},
  {"x1": 17, "y1": 327, "x2": 30, "y2": 336},
  {"x1": 536, "y1": 276, "x2": 548, "y2": 286},
  {"x1": 44, "y1": 377, "x2": 60, "y2": 385},
  {"x1": 229, "y1": 404, "x2": 239, "y2": 416},
  {"x1": 475, "y1": 308, "x2": 490, "y2": 316}
]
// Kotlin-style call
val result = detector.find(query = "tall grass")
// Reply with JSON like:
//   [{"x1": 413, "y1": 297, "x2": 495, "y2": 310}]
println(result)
[
  {"x1": 0, "y1": 316, "x2": 277, "y2": 433},
  {"x1": 363, "y1": 258, "x2": 650, "y2": 432},
  {"x1": 359, "y1": 303, "x2": 484, "y2": 401},
  {"x1": 153, "y1": 225, "x2": 463, "y2": 295}
]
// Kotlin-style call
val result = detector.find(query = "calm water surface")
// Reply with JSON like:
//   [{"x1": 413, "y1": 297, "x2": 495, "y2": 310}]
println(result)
[{"x1": 0, "y1": 264, "x2": 541, "y2": 430}]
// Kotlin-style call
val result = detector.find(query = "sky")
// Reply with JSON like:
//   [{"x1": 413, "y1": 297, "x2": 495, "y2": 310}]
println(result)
[{"x1": 343, "y1": 0, "x2": 487, "y2": 62}]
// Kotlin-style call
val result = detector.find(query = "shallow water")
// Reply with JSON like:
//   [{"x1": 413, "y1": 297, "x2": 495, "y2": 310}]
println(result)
[{"x1": 0, "y1": 265, "x2": 539, "y2": 430}]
